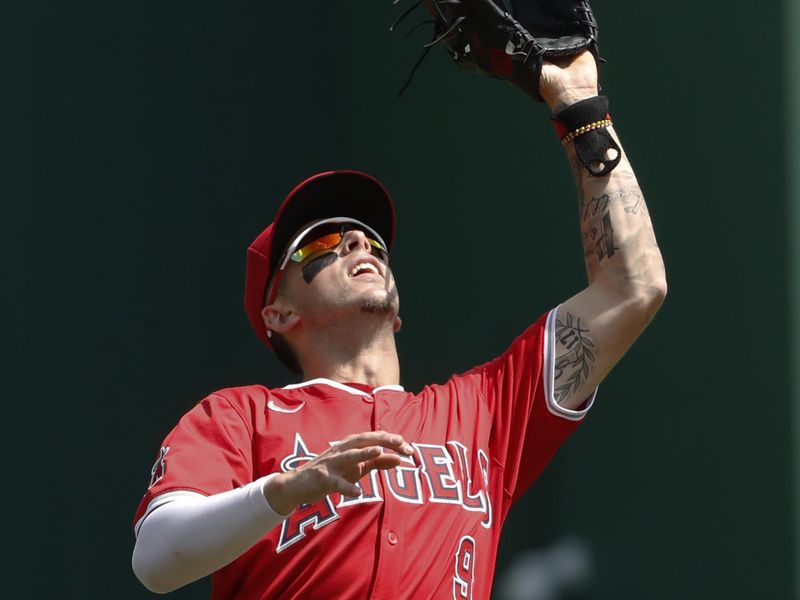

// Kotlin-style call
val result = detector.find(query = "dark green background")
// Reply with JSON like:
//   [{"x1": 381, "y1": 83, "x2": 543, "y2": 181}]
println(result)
[{"x1": 3, "y1": 1, "x2": 793, "y2": 598}]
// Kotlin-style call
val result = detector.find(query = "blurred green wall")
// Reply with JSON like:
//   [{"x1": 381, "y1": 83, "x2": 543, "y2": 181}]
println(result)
[{"x1": 3, "y1": 1, "x2": 794, "y2": 598}]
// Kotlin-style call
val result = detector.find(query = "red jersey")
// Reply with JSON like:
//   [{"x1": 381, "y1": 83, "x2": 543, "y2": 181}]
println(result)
[{"x1": 134, "y1": 309, "x2": 592, "y2": 599}]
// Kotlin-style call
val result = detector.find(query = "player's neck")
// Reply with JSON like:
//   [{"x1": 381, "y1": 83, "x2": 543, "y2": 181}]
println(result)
[{"x1": 295, "y1": 322, "x2": 400, "y2": 388}]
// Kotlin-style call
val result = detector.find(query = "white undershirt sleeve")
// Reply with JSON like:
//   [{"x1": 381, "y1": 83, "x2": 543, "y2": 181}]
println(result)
[{"x1": 132, "y1": 474, "x2": 290, "y2": 594}]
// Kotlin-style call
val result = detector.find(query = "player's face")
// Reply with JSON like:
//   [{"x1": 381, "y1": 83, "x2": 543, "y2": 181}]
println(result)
[{"x1": 276, "y1": 225, "x2": 400, "y2": 324}]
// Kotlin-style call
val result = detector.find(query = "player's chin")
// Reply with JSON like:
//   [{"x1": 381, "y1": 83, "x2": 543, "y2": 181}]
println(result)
[
  {"x1": 359, "y1": 294, "x2": 398, "y2": 315},
  {"x1": 353, "y1": 282, "x2": 397, "y2": 309}
]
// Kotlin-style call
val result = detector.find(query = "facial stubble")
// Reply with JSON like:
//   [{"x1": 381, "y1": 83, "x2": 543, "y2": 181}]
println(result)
[{"x1": 300, "y1": 252, "x2": 398, "y2": 316}]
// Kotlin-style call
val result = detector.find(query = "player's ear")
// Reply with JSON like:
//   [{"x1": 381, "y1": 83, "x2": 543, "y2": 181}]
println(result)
[
  {"x1": 393, "y1": 315, "x2": 402, "y2": 333},
  {"x1": 262, "y1": 303, "x2": 301, "y2": 335}
]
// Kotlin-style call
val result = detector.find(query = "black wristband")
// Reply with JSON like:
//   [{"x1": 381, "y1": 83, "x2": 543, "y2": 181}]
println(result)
[{"x1": 552, "y1": 95, "x2": 621, "y2": 177}]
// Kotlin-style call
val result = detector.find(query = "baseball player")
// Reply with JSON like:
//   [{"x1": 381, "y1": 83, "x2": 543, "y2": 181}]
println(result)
[{"x1": 131, "y1": 7, "x2": 666, "y2": 599}]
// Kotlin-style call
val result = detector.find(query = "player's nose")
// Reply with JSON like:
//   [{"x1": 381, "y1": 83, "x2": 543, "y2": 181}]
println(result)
[{"x1": 341, "y1": 229, "x2": 373, "y2": 255}]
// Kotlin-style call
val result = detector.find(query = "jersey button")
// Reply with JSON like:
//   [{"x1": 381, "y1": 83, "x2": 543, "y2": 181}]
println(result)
[
  {"x1": 362, "y1": 396, "x2": 374, "y2": 403},
  {"x1": 387, "y1": 531, "x2": 398, "y2": 545}
]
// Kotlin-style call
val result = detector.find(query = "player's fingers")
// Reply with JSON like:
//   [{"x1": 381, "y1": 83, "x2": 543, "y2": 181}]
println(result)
[
  {"x1": 338, "y1": 431, "x2": 414, "y2": 455},
  {"x1": 338, "y1": 431, "x2": 398, "y2": 448},
  {"x1": 331, "y1": 474, "x2": 361, "y2": 498},
  {"x1": 331, "y1": 446, "x2": 383, "y2": 467},
  {"x1": 362, "y1": 453, "x2": 404, "y2": 472},
  {"x1": 337, "y1": 452, "x2": 405, "y2": 483}
]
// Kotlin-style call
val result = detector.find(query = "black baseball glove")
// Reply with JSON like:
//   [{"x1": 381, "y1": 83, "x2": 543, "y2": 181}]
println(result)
[{"x1": 393, "y1": 0, "x2": 600, "y2": 101}]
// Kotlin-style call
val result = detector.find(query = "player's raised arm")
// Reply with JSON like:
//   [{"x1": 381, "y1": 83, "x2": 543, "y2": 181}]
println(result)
[
  {"x1": 390, "y1": 3, "x2": 664, "y2": 409},
  {"x1": 539, "y1": 52, "x2": 667, "y2": 410}
]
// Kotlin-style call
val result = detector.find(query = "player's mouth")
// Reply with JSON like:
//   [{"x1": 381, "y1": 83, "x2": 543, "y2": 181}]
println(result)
[{"x1": 348, "y1": 257, "x2": 384, "y2": 280}]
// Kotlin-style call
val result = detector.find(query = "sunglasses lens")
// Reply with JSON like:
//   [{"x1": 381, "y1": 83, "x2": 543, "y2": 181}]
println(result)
[
  {"x1": 368, "y1": 238, "x2": 388, "y2": 261},
  {"x1": 290, "y1": 227, "x2": 389, "y2": 265},
  {"x1": 290, "y1": 232, "x2": 343, "y2": 263}
]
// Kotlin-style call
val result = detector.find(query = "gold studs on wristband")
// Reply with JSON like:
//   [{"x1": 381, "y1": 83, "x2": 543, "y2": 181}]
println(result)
[{"x1": 560, "y1": 118, "x2": 613, "y2": 146}]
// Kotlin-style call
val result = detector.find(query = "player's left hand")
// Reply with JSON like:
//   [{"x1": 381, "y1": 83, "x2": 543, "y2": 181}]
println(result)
[
  {"x1": 264, "y1": 431, "x2": 415, "y2": 515},
  {"x1": 539, "y1": 51, "x2": 599, "y2": 112}
]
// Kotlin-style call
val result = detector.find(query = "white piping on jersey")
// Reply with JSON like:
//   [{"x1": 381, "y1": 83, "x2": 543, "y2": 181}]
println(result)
[
  {"x1": 282, "y1": 377, "x2": 405, "y2": 396},
  {"x1": 267, "y1": 400, "x2": 306, "y2": 413},
  {"x1": 543, "y1": 306, "x2": 596, "y2": 422},
  {"x1": 372, "y1": 384, "x2": 404, "y2": 393}
]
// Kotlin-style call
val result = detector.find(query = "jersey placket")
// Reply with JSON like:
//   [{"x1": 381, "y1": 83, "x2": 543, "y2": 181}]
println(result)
[{"x1": 367, "y1": 390, "x2": 405, "y2": 598}]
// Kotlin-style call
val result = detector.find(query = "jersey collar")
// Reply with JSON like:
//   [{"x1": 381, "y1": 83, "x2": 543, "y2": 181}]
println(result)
[{"x1": 282, "y1": 377, "x2": 405, "y2": 396}]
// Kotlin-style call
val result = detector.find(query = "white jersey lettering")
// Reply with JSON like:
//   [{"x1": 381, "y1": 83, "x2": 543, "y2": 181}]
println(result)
[{"x1": 274, "y1": 433, "x2": 491, "y2": 552}]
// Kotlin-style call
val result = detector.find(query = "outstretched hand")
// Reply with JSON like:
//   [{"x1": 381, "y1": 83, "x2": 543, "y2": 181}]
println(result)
[
  {"x1": 265, "y1": 431, "x2": 414, "y2": 515},
  {"x1": 539, "y1": 51, "x2": 599, "y2": 112}
]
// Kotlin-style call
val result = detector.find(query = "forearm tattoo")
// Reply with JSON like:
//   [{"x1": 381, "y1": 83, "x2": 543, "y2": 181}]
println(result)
[
  {"x1": 580, "y1": 189, "x2": 644, "y2": 263},
  {"x1": 581, "y1": 194, "x2": 617, "y2": 261},
  {"x1": 554, "y1": 312, "x2": 596, "y2": 404}
]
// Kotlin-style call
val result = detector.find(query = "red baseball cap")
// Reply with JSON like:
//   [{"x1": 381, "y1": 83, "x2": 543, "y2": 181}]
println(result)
[{"x1": 244, "y1": 170, "x2": 396, "y2": 349}]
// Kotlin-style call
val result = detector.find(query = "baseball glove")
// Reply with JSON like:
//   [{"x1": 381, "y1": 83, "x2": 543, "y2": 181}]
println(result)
[{"x1": 393, "y1": 0, "x2": 600, "y2": 101}]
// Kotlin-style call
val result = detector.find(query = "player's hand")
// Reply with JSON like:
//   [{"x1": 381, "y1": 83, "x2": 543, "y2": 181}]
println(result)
[
  {"x1": 264, "y1": 431, "x2": 414, "y2": 515},
  {"x1": 539, "y1": 51, "x2": 599, "y2": 112}
]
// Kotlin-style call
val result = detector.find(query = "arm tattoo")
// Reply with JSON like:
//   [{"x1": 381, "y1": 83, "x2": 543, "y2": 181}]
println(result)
[
  {"x1": 554, "y1": 312, "x2": 596, "y2": 404},
  {"x1": 621, "y1": 189, "x2": 644, "y2": 215},
  {"x1": 580, "y1": 189, "x2": 644, "y2": 262},
  {"x1": 581, "y1": 194, "x2": 617, "y2": 262}
]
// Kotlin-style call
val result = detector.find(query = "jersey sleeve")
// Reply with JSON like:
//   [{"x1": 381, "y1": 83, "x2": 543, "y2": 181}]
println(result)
[
  {"x1": 132, "y1": 393, "x2": 255, "y2": 530},
  {"x1": 465, "y1": 308, "x2": 594, "y2": 518}
]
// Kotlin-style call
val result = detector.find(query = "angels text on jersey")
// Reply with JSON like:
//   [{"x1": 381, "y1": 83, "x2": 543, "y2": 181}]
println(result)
[{"x1": 277, "y1": 433, "x2": 493, "y2": 552}]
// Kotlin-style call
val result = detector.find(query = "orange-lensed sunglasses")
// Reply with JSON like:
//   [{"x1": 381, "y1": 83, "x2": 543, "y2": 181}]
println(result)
[
  {"x1": 290, "y1": 230, "x2": 387, "y2": 264},
  {"x1": 265, "y1": 217, "x2": 390, "y2": 306}
]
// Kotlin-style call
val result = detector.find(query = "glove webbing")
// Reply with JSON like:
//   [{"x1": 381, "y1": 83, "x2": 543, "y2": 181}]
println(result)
[{"x1": 392, "y1": 0, "x2": 472, "y2": 96}]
